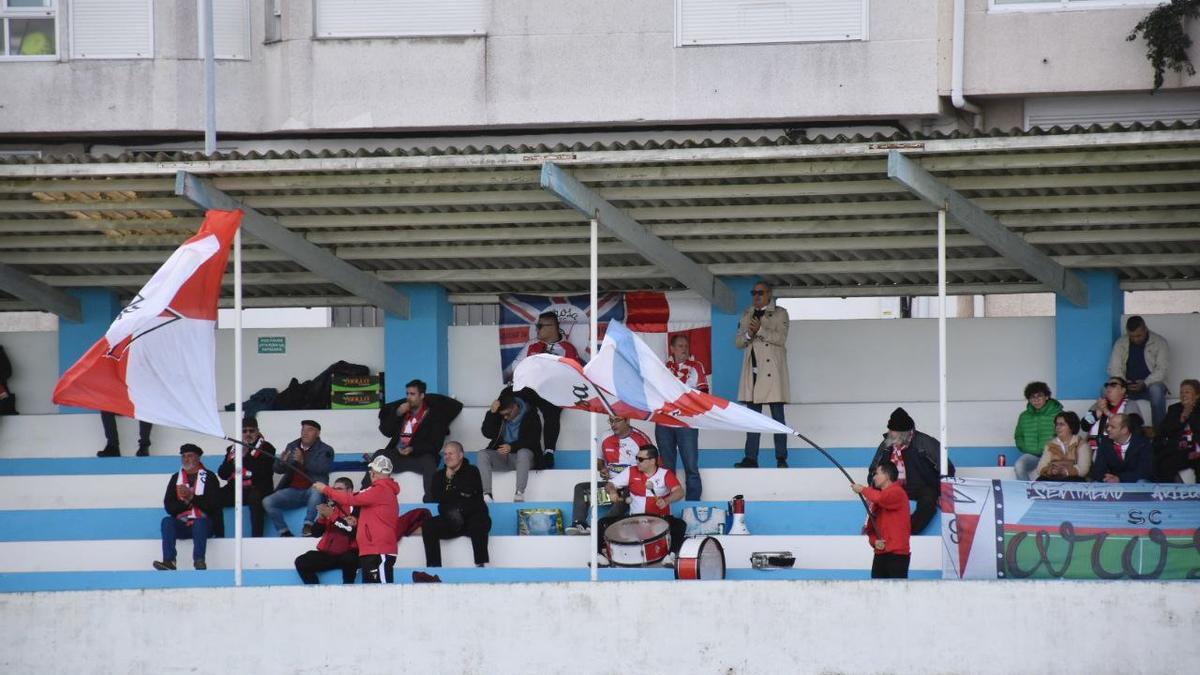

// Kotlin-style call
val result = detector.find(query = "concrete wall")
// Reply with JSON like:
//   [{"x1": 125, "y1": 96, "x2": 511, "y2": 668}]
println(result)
[
  {"x1": 0, "y1": 0, "x2": 942, "y2": 135},
  {"x1": 1, "y1": 581, "x2": 1196, "y2": 675},
  {"x1": 4, "y1": 313, "x2": 1197, "y2": 416}
]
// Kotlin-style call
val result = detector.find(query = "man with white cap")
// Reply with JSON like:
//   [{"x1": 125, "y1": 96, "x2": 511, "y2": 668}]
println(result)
[{"x1": 313, "y1": 455, "x2": 400, "y2": 583}]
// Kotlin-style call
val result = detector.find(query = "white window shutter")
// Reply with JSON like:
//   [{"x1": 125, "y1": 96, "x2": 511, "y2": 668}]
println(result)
[
  {"x1": 676, "y1": 0, "x2": 866, "y2": 47},
  {"x1": 70, "y1": 0, "x2": 153, "y2": 59},
  {"x1": 198, "y1": 0, "x2": 250, "y2": 60},
  {"x1": 314, "y1": 0, "x2": 487, "y2": 38}
]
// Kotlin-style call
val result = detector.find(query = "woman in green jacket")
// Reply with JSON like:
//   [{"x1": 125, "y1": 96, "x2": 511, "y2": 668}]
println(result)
[{"x1": 1013, "y1": 381, "x2": 1063, "y2": 481}]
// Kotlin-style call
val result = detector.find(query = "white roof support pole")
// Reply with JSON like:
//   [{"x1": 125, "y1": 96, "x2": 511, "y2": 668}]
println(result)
[
  {"x1": 589, "y1": 217, "x2": 600, "y2": 582},
  {"x1": 938, "y1": 209, "x2": 949, "y2": 477}
]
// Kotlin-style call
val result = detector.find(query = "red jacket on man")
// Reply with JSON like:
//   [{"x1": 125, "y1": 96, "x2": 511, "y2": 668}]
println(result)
[
  {"x1": 862, "y1": 482, "x2": 911, "y2": 556},
  {"x1": 323, "y1": 477, "x2": 400, "y2": 556},
  {"x1": 315, "y1": 502, "x2": 357, "y2": 557}
]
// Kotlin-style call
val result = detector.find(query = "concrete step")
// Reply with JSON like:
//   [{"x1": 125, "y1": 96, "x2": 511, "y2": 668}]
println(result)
[
  {"x1": 0, "y1": 534, "x2": 941, "y2": 573},
  {"x1": 0, "y1": 566, "x2": 942, "y2": 593},
  {"x1": 0, "y1": 466, "x2": 1013, "y2": 509},
  {"x1": 0, "y1": 500, "x2": 943, "y2": 541}
]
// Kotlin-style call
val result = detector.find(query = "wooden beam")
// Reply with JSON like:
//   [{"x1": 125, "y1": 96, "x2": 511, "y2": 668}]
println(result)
[
  {"x1": 173, "y1": 172, "x2": 410, "y2": 318},
  {"x1": 540, "y1": 162, "x2": 737, "y2": 312},
  {"x1": 887, "y1": 151, "x2": 1089, "y2": 307}
]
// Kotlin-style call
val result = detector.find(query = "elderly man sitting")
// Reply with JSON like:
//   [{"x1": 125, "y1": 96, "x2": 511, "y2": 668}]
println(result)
[
  {"x1": 153, "y1": 444, "x2": 221, "y2": 571},
  {"x1": 866, "y1": 408, "x2": 950, "y2": 535}
]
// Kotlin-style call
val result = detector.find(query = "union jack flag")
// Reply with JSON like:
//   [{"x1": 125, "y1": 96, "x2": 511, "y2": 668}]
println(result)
[{"x1": 498, "y1": 293, "x2": 625, "y2": 382}]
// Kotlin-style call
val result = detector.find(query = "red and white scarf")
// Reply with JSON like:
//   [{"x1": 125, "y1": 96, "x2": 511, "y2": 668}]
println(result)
[
  {"x1": 1088, "y1": 398, "x2": 1127, "y2": 451},
  {"x1": 175, "y1": 466, "x2": 208, "y2": 521},
  {"x1": 889, "y1": 444, "x2": 908, "y2": 485},
  {"x1": 399, "y1": 404, "x2": 429, "y2": 446},
  {"x1": 232, "y1": 439, "x2": 264, "y2": 487}
]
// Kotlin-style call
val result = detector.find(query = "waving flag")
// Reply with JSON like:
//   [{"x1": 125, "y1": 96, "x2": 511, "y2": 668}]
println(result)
[
  {"x1": 515, "y1": 320, "x2": 791, "y2": 435},
  {"x1": 53, "y1": 210, "x2": 242, "y2": 437},
  {"x1": 624, "y1": 290, "x2": 712, "y2": 385},
  {"x1": 498, "y1": 292, "x2": 624, "y2": 382}
]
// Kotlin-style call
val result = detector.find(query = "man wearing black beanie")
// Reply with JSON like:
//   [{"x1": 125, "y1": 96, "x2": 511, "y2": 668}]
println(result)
[{"x1": 866, "y1": 407, "x2": 952, "y2": 534}]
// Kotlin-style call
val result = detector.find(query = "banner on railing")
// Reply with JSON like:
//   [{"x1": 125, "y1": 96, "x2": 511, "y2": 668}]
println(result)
[{"x1": 940, "y1": 478, "x2": 1200, "y2": 580}]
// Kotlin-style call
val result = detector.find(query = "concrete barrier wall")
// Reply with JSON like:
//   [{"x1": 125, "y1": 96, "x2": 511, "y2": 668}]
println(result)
[
  {"x1": 3, "y1": 313, "x2": 1197, "y2": 415},
  {"x1": 1, "y1": 580, "x2": 1195, "y2": 675}
]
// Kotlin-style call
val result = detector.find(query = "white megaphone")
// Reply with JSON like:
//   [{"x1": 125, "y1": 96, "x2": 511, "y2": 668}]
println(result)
[{"x1": 726, "y1": 494, "x2": 750, "y2": 535}]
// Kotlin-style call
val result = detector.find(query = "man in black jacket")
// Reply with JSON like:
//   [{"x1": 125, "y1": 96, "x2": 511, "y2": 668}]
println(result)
[
  {"x1": 422, "y1": 442, "x2": 491, "y2": 567},
  {"x1": 867, "y1": 408, "x2": 952, "y2": 535},
  {"x1": 153, "y1": 444, "x2": 221, "y2": 571},
  {"x1": 478, "y1": 387, "x2": 543, "y2": 502},
  {"x1": 365, "y1": 379, "x2": 462, "y2": 500},
  {"x1": 218, "y1": 418, "x2": 276, "y2": 537},
  {"x1": 1091, "y1": 413, "x2": 1154, "y2": 483}
]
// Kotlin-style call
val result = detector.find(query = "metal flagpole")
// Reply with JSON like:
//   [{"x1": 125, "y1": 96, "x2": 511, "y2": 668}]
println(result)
[
  {"x1": 588, "y1": 217, "x2": 600, "y2": 581},
  {"x1": 200, "y1": 0, "x2": 241, "y2": 586},
  {"x1": 937, "y1": 209, "x2": 949, "y2": 477}
]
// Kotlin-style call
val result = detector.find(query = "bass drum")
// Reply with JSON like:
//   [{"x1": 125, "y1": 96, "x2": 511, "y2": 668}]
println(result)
[
  {"x1": 604, "y1": 515, "x2": 671, "y2": 567},
  {"x1": 674, "y1": 536, "x2": 726, "y2": 580}
]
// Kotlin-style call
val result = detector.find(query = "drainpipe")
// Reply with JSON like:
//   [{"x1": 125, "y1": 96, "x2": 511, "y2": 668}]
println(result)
[{"x1": 952, "y1": 0, "x2": 983, "y2": 130}]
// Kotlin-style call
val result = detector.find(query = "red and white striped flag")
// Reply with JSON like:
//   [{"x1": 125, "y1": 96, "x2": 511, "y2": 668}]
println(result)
[{"x1": 53, "y1": 210, "x2": 242, "y2": 437}]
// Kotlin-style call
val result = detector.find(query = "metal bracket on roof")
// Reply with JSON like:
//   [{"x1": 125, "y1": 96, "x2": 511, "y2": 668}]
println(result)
[
  {"x1": 539, "y1": 162, "x2": 737, "y2": 312},
  {"x1": 174, "y1": 171, "x2": 411, "y2": 318},
  {"x1": 0, "y1": 261, "x2": 83, "y2": 322},
  {"x1": 886, "y1": 151, "x2": 1089, "y2": 307}
]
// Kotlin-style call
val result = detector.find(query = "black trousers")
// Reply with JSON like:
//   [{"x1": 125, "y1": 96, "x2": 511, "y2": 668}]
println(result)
[
  {"x1": 101, "y1": 411, "x2": 152, "y2": 452},
  {"x1": 532, "y1": 395, "x2": 561, "y2": 452},
  {"x1": 219, "y1": 484, "x2": 269, "y2": 537},
  {"x1": 597, "y1": 514, "x2": 687, "y2": 556},
  {"x1": 359, "y1": 554, "x2": 396, "y2": 584},
  {"x1": 871, "y1": 553, "x2": 911, "y2": 579},
  {"x1": 909, "y1": 485, "x2": 939, "y2": 535},
  {"x1": 365, "y1": 449, "x2": 437, "y2": 500},
  {"x1": 295, "y1": 549, "x2": 359, "y2": 584},
  {"x1": 422, "y1": 512, "x2": 491, "y2": 566}
]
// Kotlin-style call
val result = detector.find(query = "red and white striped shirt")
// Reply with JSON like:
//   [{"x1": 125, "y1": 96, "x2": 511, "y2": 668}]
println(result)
[
  {"x1": 666, "y1": 356, "x2": 709, "y2": 393},
  {"x1": 524, "y1": 339, "x2": 580, "y2": 360},
  {"x1": 601, "y1": 429, "x2": 653, "y2": 467}
]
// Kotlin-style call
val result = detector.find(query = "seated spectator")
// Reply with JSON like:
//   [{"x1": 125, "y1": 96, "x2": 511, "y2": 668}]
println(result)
[
  {"x1": 365, "y1": 379, "x2": 462, "y2": 499},
  {"x1": 851, "y1": 460, "x2": 911, "y2": 579},
  {"x1": 422, "y1": 442, "x2": 491, "y2": 568},
  {"x1": 263, "y1": 419, "x2": 334, "y2": 537},
  {"x1": 1034, "y1": 412, "x2": 1090, "y2": 482},
  {"x1": 867, "y1": 408, "x2": 951, "y2": 535},
  {"x1": 1108, "y1": 315, "x2": 1169, "y2": 428},
  {"x1": 656, "y1": 333, "x2": 707, "y2": 499},
  {"x1": 565, "y1": 416, "x2": 647, "y2": 535},
  {"x1": 514, "y1": 311, "x2": 583, "y2": 468},
  {"x1": 597, "y1": 445, "x2": 686, "y2": 568},
  {"x1": 294, "y1": 478, "x2": 359, "y2": 584},
  {"x1": 153, "y1": 444, "x2": 220, "y2": 571},
  {"x1": 1090, "y1": 413, "x2": 1153, "y2": 484},
  {"x1": 1013, "y1": 381, "x2": 1062, "y2": 481},
  {"x1": 1081, "y1": 377, "x2": 1130, "y2": 457},
  {"x1": 217, "y1": 417, "x2": 276, "y2": 537},
  {"x1": 478, "y1": 388, "x2": 542, "y2": 503},
  {"x1": 1154, "y1": 379, "x2": 1200, "y2": 483},
  {"x1": 313, "y1": 456, "x2": 400, "y2": 584}
]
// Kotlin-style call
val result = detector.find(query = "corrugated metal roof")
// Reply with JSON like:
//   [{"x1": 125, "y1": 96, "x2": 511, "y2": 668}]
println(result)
[{"x1": 2, "y1": 122, "x2": 1199, "y2": 309}]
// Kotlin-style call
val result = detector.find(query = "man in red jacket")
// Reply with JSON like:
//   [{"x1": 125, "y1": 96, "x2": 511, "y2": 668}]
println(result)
[
  {"x1": 851, "y1": 460, "x2": 911, "y2": 579},
  {"x1": 294, "y1": 477, "x2": 359, "y2": 584},
  {"x1": 313, "y1": 456, "x2": 400, "y2": 583}
]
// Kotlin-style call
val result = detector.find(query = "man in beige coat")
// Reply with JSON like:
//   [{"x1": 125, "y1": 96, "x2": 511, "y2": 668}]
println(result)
[{"x1": 733, "y1": 281, "x2": 791, "y2": 468}]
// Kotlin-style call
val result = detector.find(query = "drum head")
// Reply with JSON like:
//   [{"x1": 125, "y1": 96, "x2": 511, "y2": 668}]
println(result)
[
  {"x1": 675, "y1": 536, "x2": 726, "y2": 580},
  {"x1": 604, "y1": 515, "x2": 670, "y2": 545}
]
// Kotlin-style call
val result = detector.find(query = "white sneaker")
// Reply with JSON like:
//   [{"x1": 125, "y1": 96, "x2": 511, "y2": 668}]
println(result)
[
  {"x1": 483, "y1": 493, "x2": 494, "y2": 504},
  {"x1": 513, "y1": 490, "x2": 525, "y2": 503},
  {"x1": 565, "y1": 522, "x2": 590, "y2": 536},
  {"x1": 660, "y1": 552, "x2": 677, "y2": 568}
]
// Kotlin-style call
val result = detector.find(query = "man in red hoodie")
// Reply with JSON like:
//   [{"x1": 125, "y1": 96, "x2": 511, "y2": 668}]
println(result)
[
  {"x1": 313, "y1": 455, "x2": 400, "y2": 583},
  {"x1": 851, "y1": 460, "x2": 911, "y2": 579},
  {"x1": 294, "y1": 477, "x2": 359, "y2": 584}
]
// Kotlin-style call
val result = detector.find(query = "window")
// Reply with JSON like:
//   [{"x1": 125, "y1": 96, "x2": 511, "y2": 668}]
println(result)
[
  {"x1": 675, "y1": 0, "x2": 867, "y2": 47},
  {"x1": 70, "y1": 0, "x2": 153, "y2": 59},
  {"x1": 1, "y1": 0, "x2": 56, "y2": 60},
  {"x1": 990, "y1": 0, "x2": 1162, "y2": 12},
  {"x1": 198, "y1": 0, "x2": 250, "y2": 60},
  {"x1": 314, "y1": 0, "x2": 487, "y2": 39}
]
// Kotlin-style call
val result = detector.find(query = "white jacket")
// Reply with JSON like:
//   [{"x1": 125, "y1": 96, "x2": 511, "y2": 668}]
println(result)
[{"x1": 1107, "y1": 330, "x2": 1169, "y2": 386}]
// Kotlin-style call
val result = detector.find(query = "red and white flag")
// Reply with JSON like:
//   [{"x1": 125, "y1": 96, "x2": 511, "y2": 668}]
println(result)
[
  {"x1": 624, "y1": 291, "x2": 712, "y2": 386},
  {"x1": 53, "y1": 210, "x2": 242, "y2": 438}
]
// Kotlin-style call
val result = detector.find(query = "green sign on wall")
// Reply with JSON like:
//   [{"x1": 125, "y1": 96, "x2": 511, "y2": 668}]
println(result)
[{"x1": 257, "y1": 336, "x2": 286, "y2": 354}]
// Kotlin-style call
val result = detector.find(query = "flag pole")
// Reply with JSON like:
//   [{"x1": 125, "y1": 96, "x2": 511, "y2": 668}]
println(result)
[
  {"x1": 232, "y1": 224, "x2": 244, "y2": 587},
  {"x1": 588, "y1": 216, "x2": 599, "y2": 581}
]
